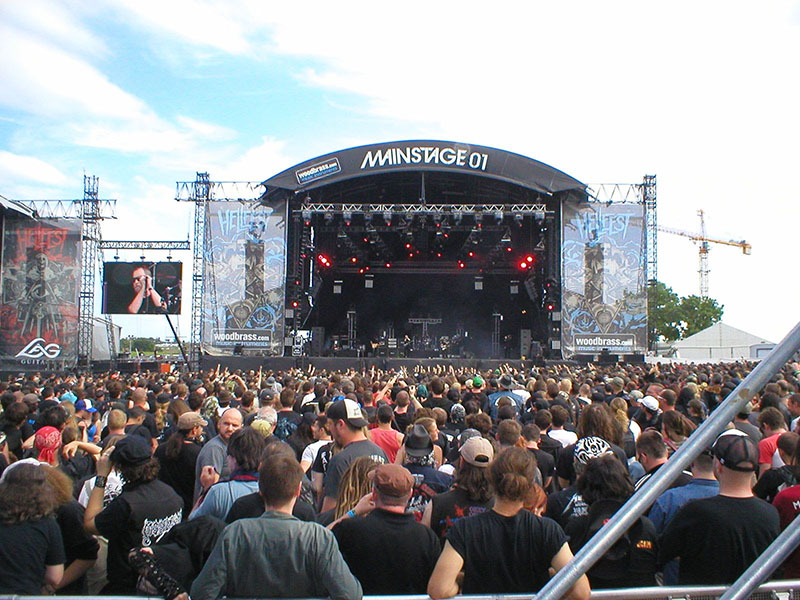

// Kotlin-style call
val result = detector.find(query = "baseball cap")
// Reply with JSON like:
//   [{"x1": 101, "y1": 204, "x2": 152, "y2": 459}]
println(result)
[
  {"x1": 326, "y1": 399, "x2": 368, "y2": 428},
  {"x1": 111, "y1": 435, "x2": 152, "y2": 466},
  {"x1": 177, "y1": 412, "x2": 208, "y2": 430},
  {"x1": 75, "y1": 399, "x2": 98, "y2": 413},
  {"x1": 712, "y1": 429, "x2": 759, "y2": 472},
  {"x1": 641, "y1": 396, "x2": 660, "y2": 412},
  {"x1": 60, "y1": 391, "x2": 77, "y2": 403},
  {"x1": 405, "y1": 423, "x2": 434, "y2": 457},
  {"x1": 460, "y1": 436, "x2": 494, "y2": 467},
  {"x1": 574, "y1": 436, "x2": 612, "y2": 467},
  {"x1": 370, "y1": 464, "x2": 414, "y2": 498},
  {"x1": 472, "y1": 376, "x2": 484, "y2": 387}
]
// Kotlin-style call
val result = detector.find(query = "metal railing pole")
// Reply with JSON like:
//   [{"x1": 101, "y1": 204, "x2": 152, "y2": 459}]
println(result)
[
  {"x1": 535, "y1": 320, "x2": 800, "y2": 600},
  {"x1": 718, "y1": 512, "x2": 800, "y2": 600}
]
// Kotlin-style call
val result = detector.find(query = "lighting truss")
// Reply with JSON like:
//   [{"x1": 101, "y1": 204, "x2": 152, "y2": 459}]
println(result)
[
  {"x1": 100, "y1": 240, "x2": 190, "y2": 251},
  {"x1": 296, "y1": 203, "x2": 551, "y2": 216}
]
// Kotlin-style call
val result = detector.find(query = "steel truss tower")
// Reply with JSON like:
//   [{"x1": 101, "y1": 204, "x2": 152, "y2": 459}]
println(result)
[
  {"x1": 78, "y1": 176, "x2": 101, "y2": 367},
  {"x1": 175, "y1": 175, "x2": 263, "y2": 369}
]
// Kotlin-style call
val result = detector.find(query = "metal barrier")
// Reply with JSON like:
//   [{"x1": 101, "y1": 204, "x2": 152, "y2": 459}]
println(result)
[
  {"x1": 4, "y1": 582, "x2": 800, "y2": 600},
  {"x1": 537, "y1": 319, "x2": 800, "y2": 600}
]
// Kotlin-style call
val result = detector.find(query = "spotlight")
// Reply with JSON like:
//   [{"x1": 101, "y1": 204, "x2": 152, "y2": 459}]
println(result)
[
  {"x1": 324, "y1": 212, "x2": 334, "y2": 224},
  {"x1": 533, "y1": 209, "x2": 546, "y2": 223},
  {"x1": 383, "y1": 210, "x2": 392, "y2": 225},
  {"x1": 514, "y1": 214, "x2": 524, "y2": 226},
  {"x1": 302, "y1": 209, "x2": 312, "y2": 224},
  {"x1": 343, "y1": 210, "x2": 353, "y2": 226},
  {"x1": 317, "y1": 254, "x2": 332, "y2": 268},
  {"x1": 495, "y1": 210, "x2": 504, "y2": 223}
]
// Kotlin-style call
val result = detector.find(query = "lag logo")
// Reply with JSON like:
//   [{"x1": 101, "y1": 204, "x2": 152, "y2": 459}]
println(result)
[{"x1": 16, "y1": 338, "x2": 62, "y2": 359}]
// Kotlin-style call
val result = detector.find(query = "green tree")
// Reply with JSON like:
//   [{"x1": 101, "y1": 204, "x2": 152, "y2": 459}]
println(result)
[
  {"x1": 648, "y1": 282, "x2": 683, "y2": 343},
  {"x1": 679, "y1": 294, "x2": 724, "y2": 338},
  {"x1": 648, "y1": 282, "x2": 724, "y2": 343}
]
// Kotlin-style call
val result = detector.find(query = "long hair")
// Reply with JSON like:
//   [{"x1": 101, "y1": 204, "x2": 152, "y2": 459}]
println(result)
[
  {"x1": 0, "y1": 463, "x2": 57, "y2": 523},
  {"x1": 577, "y1": 404, "x2": 618, "y2": 444},
  {"x1": 41, "y1": 464, "x2": 74, "y2": 507},
  {"x1": 334, "y1": 456, "x2": 379, "y2": 520},
  {"x1": 662, "y1": 409, "x2": 696, "y2": 442},
  {"x1": 576, "y1": 454, "x2": 633, "y2": 505},
  {"x1": 454, "y1": 461, "x2": 493, "y2": 504},
  {"x1": 162, "y1": 429, "x2": 191, "y2": 461}
]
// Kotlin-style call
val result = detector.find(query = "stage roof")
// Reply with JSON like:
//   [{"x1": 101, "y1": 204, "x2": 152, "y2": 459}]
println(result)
[{"x1": 261, "y1": 140, "x2": 586, "y2": 196}]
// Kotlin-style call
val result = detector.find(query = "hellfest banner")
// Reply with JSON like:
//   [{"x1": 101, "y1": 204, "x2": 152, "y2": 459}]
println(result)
[
  {"x1": 202, "y1": 200, "x2": 287, "y2": 356},
  {"x1": 560, "y1": 201, "x2": 648, "y2": 357},
  {"x1": 0, "y1": 217, "x2": 82, "y2": 370}
]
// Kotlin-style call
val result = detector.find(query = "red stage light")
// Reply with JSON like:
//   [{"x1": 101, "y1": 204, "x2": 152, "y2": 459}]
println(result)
[
  {"x1": 526, "y1": 255, "x2": 534, "y2": 263},
  {"x1": 458, "y1": 261, "x2": 465, "y2": 269},
  {"x1": 358, "y1": 268, "x2": 365, "y2": 274},
  {"x1": 408, "y1": 253, "x2": 414, "y2": 258},
  {"x1": 506, "y1": 247, "x2": 513, "y2": 253},
  {"x1": 317, "y1": 254, "x2": 332, "y2": 267},
  {"x1": 350, "y1": 257, "x2": 357, "y2": 263},
  {"x1": 436, "y1": 252, "x2": 442, "y2": 258},
  {"x1": 291, "y1": 300, "x2": 299, "y2": 308},
  {"x1": 546, "y1": 303, "x2": 555, "y2": 311},
  {"x1": 468, "y1": 251, "x2": 475, "y2": 258},
  {"x1": 519, "y1": 261, "x2": 528, "y2": 269},
  {"x1": 385, "y1": 262, "x2": 391, "y2": 268},
  {"x1": 405, "y1": 243, "x2": 412, "y2": 249}
]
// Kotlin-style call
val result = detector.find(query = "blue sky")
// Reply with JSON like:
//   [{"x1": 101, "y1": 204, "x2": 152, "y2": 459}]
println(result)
[{"x1": 1, "y1": 0, "x2": 799, "y2": 346}]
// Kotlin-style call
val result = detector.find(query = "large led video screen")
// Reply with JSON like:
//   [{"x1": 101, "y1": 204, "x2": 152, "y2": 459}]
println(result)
[{"x1": 102, "y1": 262, "x2": 182, "y2": 315}]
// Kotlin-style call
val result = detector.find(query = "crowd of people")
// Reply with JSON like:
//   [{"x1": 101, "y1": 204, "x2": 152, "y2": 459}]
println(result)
[{"x1": 1, "y1": 358, "x2": 799, "y2": 599}]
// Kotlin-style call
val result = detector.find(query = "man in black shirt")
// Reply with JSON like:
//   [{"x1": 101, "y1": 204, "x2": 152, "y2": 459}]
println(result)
[
  {"x1": 333, "y1": 463, "x2": 441, "y2": 594},
  {"x1": 659, "y1": 429, "x2": 780, "y2": 585}
]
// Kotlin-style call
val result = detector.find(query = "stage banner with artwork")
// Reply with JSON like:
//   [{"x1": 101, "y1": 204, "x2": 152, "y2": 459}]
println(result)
[
  {"x1": 561, "y1": 201, "x2": 647, "y2": 357},
  {"x1": 202, "y1": 200, "x2": 287, "y2": 356},
  {"x1": 0, "y1": 217, "x2": 81, "y2": 370}
]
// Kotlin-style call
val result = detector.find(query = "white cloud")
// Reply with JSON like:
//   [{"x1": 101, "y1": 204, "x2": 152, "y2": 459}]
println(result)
[{"x1": 0, "y1": 151, "x2": 70, "y2": 187}]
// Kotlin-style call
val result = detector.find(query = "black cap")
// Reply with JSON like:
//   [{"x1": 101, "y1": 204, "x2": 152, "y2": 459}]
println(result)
[
  {"x1": 712, "y1": 429, "x2": 759, "y2": 472},
  {"x1": 111, "y1": 435, "x2": 152, "y2": 466}
]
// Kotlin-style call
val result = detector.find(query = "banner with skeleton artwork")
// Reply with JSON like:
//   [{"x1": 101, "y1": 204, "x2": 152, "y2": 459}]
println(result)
[
  {"x1": 201, "y1": 200, "x2": 287, "y2": 355},
  {"x1": 561, "y1": 201, "x2": 647, "y2": 357},
  {"x1": 0, "y1": 217, "x2": 81, "y2": 370}
]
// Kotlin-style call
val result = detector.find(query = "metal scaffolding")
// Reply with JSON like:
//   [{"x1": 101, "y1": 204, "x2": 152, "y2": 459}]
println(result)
[
  {"x1": 642, "y1": 174, "x2": 658, "y2": 286},
  {"x1": 99, "y1": 240, "x2": 190, "y2": 251},
  {"x1": 175, "y1": 174, "x2": 263, "y2": 368},
  {"x1": 78, "y1": 176, "x2": 101, "y2": 367}
]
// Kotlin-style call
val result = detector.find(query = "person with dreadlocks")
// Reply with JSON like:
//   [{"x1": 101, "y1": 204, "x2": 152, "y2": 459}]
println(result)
[{"x1": 319, "y1": 456, "x2": 379, "y2": 526}]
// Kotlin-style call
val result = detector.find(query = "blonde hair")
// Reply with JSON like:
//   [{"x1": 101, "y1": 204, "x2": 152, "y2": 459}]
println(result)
[
  {"x1": 334, "y1": 456, "x2": 380, "y2": 520},
  {"x1": 609, "y1": 397, "x2": 629, "y2": 430}
]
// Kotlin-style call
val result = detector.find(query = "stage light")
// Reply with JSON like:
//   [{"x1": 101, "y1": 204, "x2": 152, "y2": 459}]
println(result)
[
  {"x1": 436, "y1": 252, "x2": 442, "y2": 258},
  {"x1": 518, "y1": 260, "x2": 528, "y2": 270},
  {"x1": 533, "y1": 209, "x2": 546, "y2": 222},
  {"x1": 526, "y1": 255, "x2": 534, "y2": 263},
  {"x1": 317, "y1": 254, "x2": 332, "y2": 268},
  {"x1": 408, "y1": 253, "x2": 414, "y2": 258},
  {"x1": 458, "y1": 260, "x2": 465, "y2": 269},
  {"x1": 343, "y1": 210, "x2": 352, "y2": 226},
  {"x1": 495, "y1": 210, "x2": 504, "y2": 223},
  {"x1": 350, "y1": 256, "x2": 358, "y2": 264},
  {"x1": 405, "y1": 242, "x2": 413, "y2": 249},
  {"x1": 546, "y1": 302, "x2": 555, "y2": 311},
  {"x1": 324, "y1": 212, "x2": 334, "y2": 224},
  {"x1": 383, "y1": 210, "x2": 392, "y2": 225},
  {"x1": 468, "y1": 251, "x2": 475, "y2": 258},
  {"x1": 302, "y1": 209, "x2": 312, "y2": 224},
  {"x1": 385, "y1": 262, "x2": 391, "y2": 268},
  {"x1": 514, "y1": 213, "x2": 524, "y2": 226},
  {"x1": 291, "y1": 300, "x2": 299, "y2": 308},
  {"x1": 453, "y1": 212, "x2": 463, "y2": 224}
]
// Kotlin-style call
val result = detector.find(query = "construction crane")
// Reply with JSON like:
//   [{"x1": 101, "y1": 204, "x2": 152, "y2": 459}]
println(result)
[{"x1": 658, "y1": 209, "x2": 751, "y2": 298}]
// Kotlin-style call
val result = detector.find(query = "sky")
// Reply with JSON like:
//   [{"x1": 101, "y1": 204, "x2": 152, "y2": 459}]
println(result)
[{"x1": 1, "y1": 0, "x2": 798, "y2": 347}]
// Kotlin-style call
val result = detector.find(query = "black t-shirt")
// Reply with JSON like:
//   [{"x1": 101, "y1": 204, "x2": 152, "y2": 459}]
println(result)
[
  {"x1": 94, "y1": 479, "x2": 183, "y2": 593},
  {"x1": 56, "y1": 500, "x2": 100, "y2": 594},
  {"x1": 274, "y1": 410, "x2": 303, "y2": 441},
  {"x1": 753, "y1": 465, "x2": 798, "y2": 503},
  {"x1": 447, "y1": 509, "x2": 566, "y2": 594},
  {"x1": 0, "y1": 517, "x2": 65, "y2": 595},
  {"x1": 545, "y1": 486, "x2": 588, "y2": 529},
  {"x1": 155, "y1": 440, "x2": 202, "y2": 518},
  {"x1": 334, "y1": 508, "x2": 441, "y2": 594},
  {"x1": 225, "y1": 491, "x2": 316, "y2": 523},
  {"x1": 659, "y1": 494, "x2": 780, "y2": 585},
  {"x1": 529, "y1": 448, "x2": 556, "y2": 489},
  {"x1": 565, "y1": 499, "x2": 658, "y2": 589},
  {"x1": 429, "y1": 486, "x2": 493, "y2": 543}
]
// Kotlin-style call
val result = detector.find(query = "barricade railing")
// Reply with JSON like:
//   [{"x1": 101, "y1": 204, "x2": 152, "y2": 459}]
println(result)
[
  {"x1": 536, "y1": 319, "x2": 800, "y2": 600},
  {"x1": 4, "y1": 580, "x2": 800, "y2": 600}
]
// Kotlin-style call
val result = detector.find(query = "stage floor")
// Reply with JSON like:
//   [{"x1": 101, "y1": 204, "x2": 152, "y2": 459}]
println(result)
[{"x1": 198, "y1": 355, "x2": 559, "y2": 374}]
